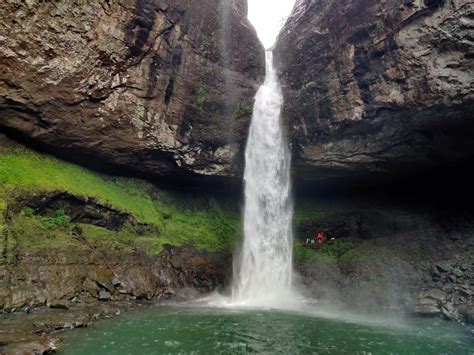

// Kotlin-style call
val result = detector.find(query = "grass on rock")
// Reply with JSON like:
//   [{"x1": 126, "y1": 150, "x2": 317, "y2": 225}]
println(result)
[
  {"x1": 294, "y1": 240, "x2": 363, "y2": 266},
  {"x1": 0, "y1": 143, "x2": 240, "y2": 254}
]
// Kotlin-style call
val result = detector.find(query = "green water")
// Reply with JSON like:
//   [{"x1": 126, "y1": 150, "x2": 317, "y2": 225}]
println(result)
[{"x1": 61, "y1": 305, "x2": 474, "y2": 354}]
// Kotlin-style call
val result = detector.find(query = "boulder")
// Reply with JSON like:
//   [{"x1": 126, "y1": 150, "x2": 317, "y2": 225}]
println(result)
[
  {"x1": 111, "y1": 277, "x2": 122, "y2": 287},
  {"x1": 415, "y1": 288, "x2": 445, "y2": 317},
  {"x1": 436, "y1": 262, "x2": 452, "y2": 273},
  {"x1": 98, "y1": 290, "x2": 111, "y2": 301},
  {"x1": 415, "y1": 298, "x2": 441, "y2": 317},
  {"x1": 459, "y1": 306, "x2": 474, "y2": 325}
]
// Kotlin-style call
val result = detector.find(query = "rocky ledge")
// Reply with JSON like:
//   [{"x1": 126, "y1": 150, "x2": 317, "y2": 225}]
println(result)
[
  {"x1": 275, "y1": 0, "x2": 474, "y2": 181},
  {"x1": 0, "y1": 302, "x2": 149, "y2": 354},
  {"x1": 0, "y1": 0, "x2": 265, "y2": 180}
]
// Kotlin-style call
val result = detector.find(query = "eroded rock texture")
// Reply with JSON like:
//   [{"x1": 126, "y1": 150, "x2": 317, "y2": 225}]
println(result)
[
  {"x1": 0, "y1": 0, "x2": 264, "y2": 178},
  {"x1": 0, "y1": 243, "x2": 230, "y2": 312},
  {"x1": 275, "y1": 0, "x2": 474, "y2": 181}
]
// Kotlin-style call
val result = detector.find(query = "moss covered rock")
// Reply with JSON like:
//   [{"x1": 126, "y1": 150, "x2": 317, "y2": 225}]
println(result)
[{"x1": 0, "y1": 136, "x2": 239, "y2": 311}]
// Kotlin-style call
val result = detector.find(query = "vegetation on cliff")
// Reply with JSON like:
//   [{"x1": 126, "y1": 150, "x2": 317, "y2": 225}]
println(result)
[{"x1": 0, "y1": 138, "x2": 240, "y2": 256}]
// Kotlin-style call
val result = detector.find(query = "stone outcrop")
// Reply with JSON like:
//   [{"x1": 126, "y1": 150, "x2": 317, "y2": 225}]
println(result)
[
  {"x1": 0, "y1": 0, "x2": 264, "y2": 179},
  {"x1": 0, "y1": 243, "x2": 230, "y2": 312},
  {"x1": 275, "y1": 0, "x2": 474, "y2": 181}
]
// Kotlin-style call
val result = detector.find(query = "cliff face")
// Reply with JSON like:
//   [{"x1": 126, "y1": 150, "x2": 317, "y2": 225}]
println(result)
[
  {"x1": 275, "y1": 0, "x2": 474, "y2": 181},
  {"x1": 0, "y1": 0, "x2": 264, "y2": 178}
]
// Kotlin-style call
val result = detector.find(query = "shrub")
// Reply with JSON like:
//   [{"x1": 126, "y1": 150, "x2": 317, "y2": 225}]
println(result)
[
  {"x1": 40, "y1": 209, "x2": 71, "y2": 228},
  {"x1": 23, "y1": 207, "x2": 35, "y2": 217}
]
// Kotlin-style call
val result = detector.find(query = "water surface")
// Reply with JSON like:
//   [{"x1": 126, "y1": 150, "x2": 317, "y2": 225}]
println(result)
[{"x1": 61, "y1": 305, "x2": 474, "y2": 354}]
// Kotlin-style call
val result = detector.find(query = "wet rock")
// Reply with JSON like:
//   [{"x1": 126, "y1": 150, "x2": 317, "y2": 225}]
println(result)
[
  {"x1": 415, "y1": 298, "x2": 441, "y2": 317},
  {"x1": 163, "y1": 288, "x2": 177, "y2": 297},
  {"x1": 82, "y1": 278, "x2": 99, "y2": 296},
  {"x1": 431, "y1": 266, "x2": 441, "y2": 280},
  {"x1": 274, "y1": 0, "x2": 474, "y2": 182},
  {"x1": 421, "y1": 288, "x2": 446, "y2": 302},
  {"x1": 3, "y1": 340, "x2": 57, "y2": 355},
  {"x1": 112, "y1": 277, "x2": 122, "y2": 287},
  {"x1": 415, "y1": 288, "x2": 446, "y2": 317},
  {"x1": 458, "y1": 286, "x2": 472, "y2": 299},
  {"x1": 452, "y1": 268, "x2": 464, "y2": 278},
  {"x1": 459, "y1": 306, "x2": 474, "y2": 325},
  {"x1": 440, "y1": 302, "x2": 458, "y2": 322},
  {"x1": 92, "y1": 270, "x2": 115, "y2": 292},
  {"x1": 436, "y1": 262, "x2": 452, "y2": 273},
  {"x1": 98, "y1": 290, "x2": 111, "y2": 301},
  {"x1": 0, "y1": 302, "x2": 152, "y2": 354}
]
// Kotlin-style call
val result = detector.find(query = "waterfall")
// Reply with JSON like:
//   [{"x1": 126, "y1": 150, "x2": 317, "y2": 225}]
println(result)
[{"x1": 231, "y1": 51, "x2": 294, "y2": 306}]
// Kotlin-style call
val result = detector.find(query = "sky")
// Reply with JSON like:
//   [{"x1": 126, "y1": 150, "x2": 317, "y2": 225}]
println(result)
[{"x1": 248, "y1": 0, "x2": 296, "y2": 49}]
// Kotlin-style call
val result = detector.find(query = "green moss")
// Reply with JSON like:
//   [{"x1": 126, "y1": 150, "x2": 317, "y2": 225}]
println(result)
[
  {"x1": 294, "y1": 244, "x2": 335, "y2": 266},
  {"x1": 0, "y1": 196, "x2": 6, "y2": 235},
  {"x1": 78, "y1": 224, "x2": 141, "y2": 255},
  {"x1": 231, "y1": 103, "x2": 253, "y2": 119},
  {"x1": 0, "y1": 146, "x2": 162, "y2": 225},
  {"x1": 0, "y1": 143, "x2": 240, "y2": 254},
  {"x1": 12, "y1": 214, "x2": 79, "y2": 252},
  {"x1": 294, "y1": 240, "x2": 362, "y2": 266},
  {"x1": 23, "y1": 207, "x2": 34, "y2": 217},
  {"x1": 195, "y1": 85, "x2": 209, "y2": 113},
  {"x1": 38, "y1": 209, "x2": 71, "y2": 228},
  {"x1": 293, "y1": 207, "x2": 344, "y2": 227},
  {"x1": 302, "y1": 81, "x2": 317, "y2": 91}
]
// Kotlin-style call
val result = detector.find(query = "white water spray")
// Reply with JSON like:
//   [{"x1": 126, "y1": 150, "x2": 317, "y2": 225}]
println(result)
[{"x1": 231, "y1": 51, "x2": 295, "y2": 306}]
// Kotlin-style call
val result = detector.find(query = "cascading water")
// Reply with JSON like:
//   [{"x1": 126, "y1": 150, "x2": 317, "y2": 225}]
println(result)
[{"x1": 231, "y1": 51, "x2": 295, "y2": 306}]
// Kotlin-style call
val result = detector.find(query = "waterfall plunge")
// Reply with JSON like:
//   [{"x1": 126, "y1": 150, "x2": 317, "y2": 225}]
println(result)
[{"x1": 231, "y1": 51, "x2": 295, "y2": 307}]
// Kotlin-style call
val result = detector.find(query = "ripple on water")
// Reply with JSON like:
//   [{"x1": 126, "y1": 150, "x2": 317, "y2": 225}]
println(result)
[{"x1": 60, "y1": 305, "x2": 474, "y2": 355}]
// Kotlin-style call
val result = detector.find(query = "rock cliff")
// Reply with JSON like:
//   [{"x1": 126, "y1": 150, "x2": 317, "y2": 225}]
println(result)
[
  {"x1": 0, "y1": 0, "x2": 264, "y2": 179},
  {"x1": 275, "y1": 0, "x2": 474, "y2": 181}
]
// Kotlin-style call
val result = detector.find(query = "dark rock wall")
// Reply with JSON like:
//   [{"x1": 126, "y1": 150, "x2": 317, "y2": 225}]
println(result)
[
  {"x1": 0, "y1": 0, "x2": 265, "y2": 179},
  {"x1": 274, "y1": 0, "x2": 474, "y2": 181}
]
